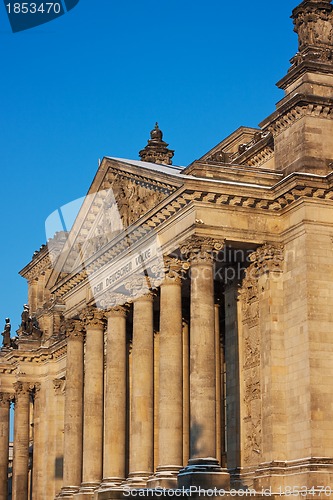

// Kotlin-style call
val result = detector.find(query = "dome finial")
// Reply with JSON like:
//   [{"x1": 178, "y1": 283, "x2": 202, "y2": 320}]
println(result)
[{"x1": 139, "y1": 123, "x2": 174, "y2": 165}]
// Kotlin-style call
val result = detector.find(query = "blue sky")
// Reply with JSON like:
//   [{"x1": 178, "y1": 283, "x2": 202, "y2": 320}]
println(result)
[{"x1": 0, "y1": 0, "x2": 298, "y2": 332}]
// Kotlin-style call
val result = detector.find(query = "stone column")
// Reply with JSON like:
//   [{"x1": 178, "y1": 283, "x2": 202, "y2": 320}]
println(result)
[
  {"x1": 225, "y1": 279, "x2": 241, "y2": 470},
  {"x1": 59, "y1": 320, "x2": 84, "y2": 498},
  {"x1": 182, "y1": 320, "x2": 190, "y2": 467},
  {"x1": 215, "y1": 303, "x2": 222, "y2": 465},
  {"x1": 128, "y1": 292, "x2": 154, "y2": 486},
  {"x1": 101, "y1": 304, "x2": 128, "y2": 488},
  {"x1": 148, "y1": 257, "x2": 184, "y2": 488},
  {"x1": 12, "y1": 381, "x2": 31, "y2": 500},
  {"x1": 178, "y1": 235, "x2": 229, "y2": 489},
  {"x1": 31, "y1": 383, "x2": 42, "y2": 500},
  {"x1": 79, "y1": 308, "x2": 105, "y2": 496},
  {"x1": 0, "y1": 393, "x2": 11, "y2": 500}
]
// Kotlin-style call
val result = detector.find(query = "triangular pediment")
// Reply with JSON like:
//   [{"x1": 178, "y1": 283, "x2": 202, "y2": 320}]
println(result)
[{"x1": 48, "y1": 157, "x2": 182, "y2": 291}]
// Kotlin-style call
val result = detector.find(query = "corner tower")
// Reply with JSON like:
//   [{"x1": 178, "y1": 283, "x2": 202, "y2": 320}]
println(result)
[{"x1": 261, "y1": 0, "x2": 333, "y2": 174}]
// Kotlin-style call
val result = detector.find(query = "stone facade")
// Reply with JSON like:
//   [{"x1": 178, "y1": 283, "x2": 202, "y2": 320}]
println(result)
[{"x1": 1, "y1": 1, "x2": 333, "y2": 499}]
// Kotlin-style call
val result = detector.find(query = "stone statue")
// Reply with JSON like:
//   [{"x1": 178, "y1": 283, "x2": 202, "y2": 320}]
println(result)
[
  {"x1": 21, "y1": 304, "x2": 30, "y2": 333},
  {"x1": 20, "y1": 304, "x2": 42, "y2": 339},
  {"x1": 1, "y1": 318, "x2": 11, "y2": 347}
]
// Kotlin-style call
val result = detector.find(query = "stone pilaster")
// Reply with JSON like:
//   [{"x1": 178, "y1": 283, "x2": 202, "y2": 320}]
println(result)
[
  {"x1": 239, "y1": 244, "x2": 286, "y2": 490},
  {"x1": 12, "y1": 381, "x2": 31, "y2": 500},
  {"x1": 29, "y1": 279, "x2": 38, "y2": 314},
  {"x1": 0, "y1": 393, "x2": 11, "y2": 500},
  {"x1": 178, "y1": 235, "x2": 229, "y2": 489},
  {"x1": 78, "y1": 308, "x2": 105, "y2": 497},
  {"x1": 59, "y1": 320, "x2": 84, "y2": 498},
  {"x1": 127, "y1": 290, "x2": 154, "y2": 487},
  {"x1": 148, "y1": 257, "x2": 184, "y2": 488},
  {"x1": 100, "y1": 303, "x2": 128, "y2": 489}
]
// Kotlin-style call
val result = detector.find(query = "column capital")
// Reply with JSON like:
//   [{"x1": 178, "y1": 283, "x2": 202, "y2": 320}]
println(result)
[
  {"x1": 248, "y1": 243, "x2": 284, "y2": 277},
  {"x1": 180, "y1": 235, "x2": 225, "y2": 264},
  {"x1": 98, "y1": 291, "x2": 128, "y2": 311},
  {"x1": 0, "y1": 392, "x2": 13, "y2": 407},
  {"x1": 105, "y1": 304, "x2": 129, "y2": 318},
  {"x1": 81, "y1": 307, "x2": 106, "y2": 329},
  {"x1": 134, "y1": 291, "x2": 155, "y2": 303},
  {"x1": 125, "y1": 275, "x2": 152, "y2": 299},
  {"x1": 13, "y1": 381, "x2": 32, "y2": 396},
  {"x1": 161, "y1": 256, "x2": 188, "y2": 286},
  {"x1": 65, "y1": 318, "x2": 85, "y2": 341}
]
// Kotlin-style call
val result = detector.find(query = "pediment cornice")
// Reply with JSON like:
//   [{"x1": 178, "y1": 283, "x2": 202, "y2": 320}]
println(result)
[{"x1": 51, "y1": 169, "x2": 333, "y2": 299}]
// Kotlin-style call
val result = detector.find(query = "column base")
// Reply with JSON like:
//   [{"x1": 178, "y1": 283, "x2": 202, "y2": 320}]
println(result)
[
  {"x1": 93, "y1": 488, "x2": 128, "y2": 500},
  {"x1": 98, "y1": 478, "x2": 126, "y2": 490},
  {"x1": 147, "y1": 465, "x2": 182, "y2": 489},
  {"x1": 125, "y1": 471, "x2": 152, "y2": 488},
  {"x1": 74, "y1": 482, "x2": 101, "y2": 500},
  {"x1": 177, "y1": 458, "x2": 230, "y2": 489},
  {"x1": 57, "y1": 486, "x2": 80, "y2": 498}
]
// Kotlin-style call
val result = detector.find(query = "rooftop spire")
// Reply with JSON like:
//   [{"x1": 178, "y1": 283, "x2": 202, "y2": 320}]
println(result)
[{"x1": 139, "y1": 123, "x2": 174, "y2": 165}]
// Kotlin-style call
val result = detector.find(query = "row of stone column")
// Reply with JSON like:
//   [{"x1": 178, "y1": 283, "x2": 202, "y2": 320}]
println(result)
[
  {"x1": 0, "y1": 382, "x2": 41, "y2": 500},
  {"x1": 58, "y1": 236, "x2": 227, "y2": 497}
]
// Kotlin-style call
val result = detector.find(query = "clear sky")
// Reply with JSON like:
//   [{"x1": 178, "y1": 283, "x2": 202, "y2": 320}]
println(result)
[{"x1": 0, "y1": 0, "x2": 298, "y2": 333}]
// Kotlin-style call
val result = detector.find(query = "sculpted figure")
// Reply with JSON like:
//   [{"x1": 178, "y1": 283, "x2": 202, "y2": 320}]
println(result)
[
  {"x1": 1, "y1": 318, "x2": 11, "y2": 347},
  {"x1": 21, "y1": 304, "x2": 30, "y2": 333}
]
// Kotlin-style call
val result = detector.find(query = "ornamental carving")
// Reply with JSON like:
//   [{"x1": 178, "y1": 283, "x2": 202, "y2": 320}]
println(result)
[
  {"x1": 64, "y1": 318, "x2": 85, "y2": 341},
  {"x1": 13, "y1": 381, "x2": 34, "y2": 396},
  {"x1": 247, "y1": 244, "x2": 284, "y2": 279},
  {"x1": 81, "y1": 307, "x2": 105, "y2": 329},
  {"x1": 107, "y1": 174, "x2": 166, "y2": 229},
  {"x1": 160, "y1": 256, "x2": 189, "y2": 285},
  {"x1": 53, "y1": 378, "x2": 66, "y2": 395},
  {"x1": 0, "y1": 392, "x2": 13, "y2": 407},
  {"x1": 292, "y1": 1, "x2": 333, "y2": 52},
  {"x1": 125, "y1": 275, "x2": 152, "y2": 298},
  {"x1": 98, "y1": 291, "x2": 129, "y2": 310},
  {"x1": 105, "y1": 304, "x2": 129, "y2": 318},
  {"x1": 180, "y1": 235, "x2": 225, "y2": 264},
  {"x1": 239, "y1": 261, "x2": 261, "y2": 465}
]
